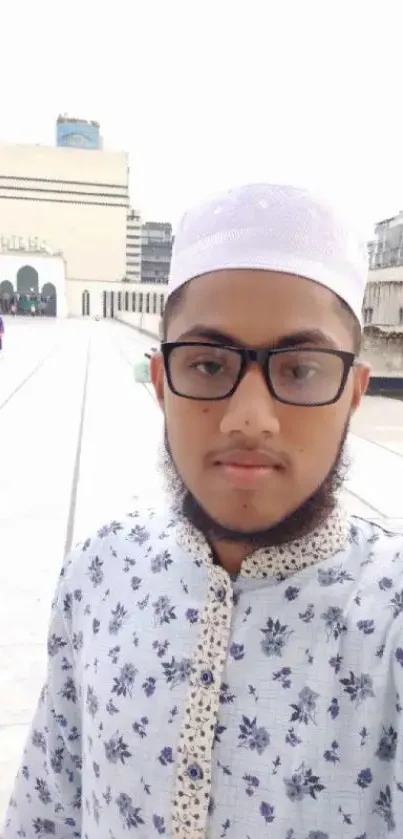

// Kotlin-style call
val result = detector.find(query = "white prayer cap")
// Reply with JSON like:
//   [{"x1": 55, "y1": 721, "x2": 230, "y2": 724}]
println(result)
[{"x1": 167, "y1": 183, "x2": 368, "y2": 324}]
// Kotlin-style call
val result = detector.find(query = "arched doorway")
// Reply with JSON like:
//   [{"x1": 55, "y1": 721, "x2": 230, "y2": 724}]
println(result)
[
  {"x1": 82, "y1": 290, "x2": 90, "y2": 316},
  {"x1": 17, "y1": 266, "x2": 40, "y2": 315},
  {"x1": 17, "y1": 265, "x2": 39, "y2": 296},
  {"x1": 0, "y1": 280, "x2": 14, "y2": 313},
  {"x1": 41, "y1": 282, "x2": 57, "y2": 317}
]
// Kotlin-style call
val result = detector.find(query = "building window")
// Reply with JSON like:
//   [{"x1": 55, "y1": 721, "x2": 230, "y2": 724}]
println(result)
[
  {"x1": 146, "y1": 293, "x2": 150, "y2": 313},
  {"x1": 82, "y1": 290, "x2": 90, "y2": 316},
  {"x1": 399, "y1": 307, "x2": 403, "y2": 325},
  {"x1": 138, "y1": 293, "x2": 143, "y2": 313},
  {"x1": 117, "y1": 292, "x2": 122, "y2": 311},
  {"x1": 160, "y1": 294, "x2": 165, "y2": 315},
  {"x1": 124, "y1": 291, "x2": 129, "y2": 311},
  {"x1": 152, "y1": 293, "x2": 157, "y2": 314},
  {"x1": 363, "y1": 307, "x2": 373, "y2": 325},
  {"x1": 132, "y1": 292, "x2": 136, "y2": 312}
]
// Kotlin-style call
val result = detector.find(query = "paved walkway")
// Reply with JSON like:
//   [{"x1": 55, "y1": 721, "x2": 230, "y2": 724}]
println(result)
[{"x1": 0, "y1": 317, "x2": 402, "y2": 818}]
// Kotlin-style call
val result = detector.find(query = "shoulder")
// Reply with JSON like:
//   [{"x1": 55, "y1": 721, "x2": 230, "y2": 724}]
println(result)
[
  {"x1": 348, "y1": 514, "x2": 403, "y2": 578},
  {"x1": 59, "y1": 502, "x2": 177, "y2": 594},
  {"x1": 349, "y1": 515, "x2": 403, "y2": 549}
]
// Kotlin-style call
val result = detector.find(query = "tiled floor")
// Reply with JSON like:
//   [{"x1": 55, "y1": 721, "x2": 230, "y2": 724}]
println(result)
[{"x1": 0, "y1": 317, "x2": 402, "y2": 819}]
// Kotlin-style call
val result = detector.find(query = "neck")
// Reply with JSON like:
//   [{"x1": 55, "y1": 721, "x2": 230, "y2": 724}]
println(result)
[
  {"x1": 208, "y1": 502, "x2": 341, "y2": 574},
  {"x1": 210, "y1": 540, "x2": 252, "y2": 574},
  {"x1": 175, "y1": 502, "x2": 349, "y2": 580}
]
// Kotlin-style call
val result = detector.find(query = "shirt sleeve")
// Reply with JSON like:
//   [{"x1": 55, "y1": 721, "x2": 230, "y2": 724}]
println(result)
[{"x1": 2, "y1": 557, "x2": 82, "y2": 838}]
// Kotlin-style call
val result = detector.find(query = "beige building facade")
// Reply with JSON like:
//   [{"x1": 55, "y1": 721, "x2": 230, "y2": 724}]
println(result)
[
  {"x1": 363, "y1": 268, "x2": 403, "y2": 327},
  {"x1": 0, "y1": 142, "x2": 129, "y2": 317}
]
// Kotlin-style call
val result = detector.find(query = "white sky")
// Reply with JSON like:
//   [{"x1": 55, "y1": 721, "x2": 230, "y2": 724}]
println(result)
[{"x1": 1, "y1": 0, "x2": 402, "y2": 233}]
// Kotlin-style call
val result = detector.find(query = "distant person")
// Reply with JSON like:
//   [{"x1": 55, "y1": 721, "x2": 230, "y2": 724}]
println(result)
[
  {"x1": 10, "y1": 302, "x2": 16, "y2": 316},
  {"x1": 0, "y1": 313, "x2": 4, "y2": 352},
  {"x1": 5, "y1": 184, "x2": 403, "y2": 839}
]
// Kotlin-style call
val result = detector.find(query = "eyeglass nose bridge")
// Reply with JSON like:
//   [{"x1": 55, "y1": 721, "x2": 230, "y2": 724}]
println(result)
[
  {"x1": 237, "y1": 347, "x2": 270, "y2": 377},
  {"x1": 242, "y1": 347, "x2": 270, "y2": 364},
  {"x1": 243, "y1": 348, "x2": 259, "y2": 363},
  {"x1": 234, "y1": 347, "x2": 278, "y2": 398}
]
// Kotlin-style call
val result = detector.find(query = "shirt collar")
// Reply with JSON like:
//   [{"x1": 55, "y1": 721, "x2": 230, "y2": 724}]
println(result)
[{"x1": 175, "y1": 504, "x2": 350, "y2": 579}]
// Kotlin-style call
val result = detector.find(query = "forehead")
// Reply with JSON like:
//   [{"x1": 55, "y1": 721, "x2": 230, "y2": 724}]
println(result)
[{"x1": 168, "y1": 269, "x2": 350, "y2": 346}]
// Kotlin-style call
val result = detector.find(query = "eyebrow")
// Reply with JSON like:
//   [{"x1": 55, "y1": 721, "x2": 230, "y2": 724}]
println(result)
[{"x1": 175, "y1": 326, "x2": 339, "y2": 350}]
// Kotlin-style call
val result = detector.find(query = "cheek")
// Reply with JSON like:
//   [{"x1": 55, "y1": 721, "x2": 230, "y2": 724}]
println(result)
[
  {"x1": 165, "y1": 396, "x2": 216, "y2": 454},
  {"x1": 279, "y1": 404, "x2": 348, "y2": 459}
]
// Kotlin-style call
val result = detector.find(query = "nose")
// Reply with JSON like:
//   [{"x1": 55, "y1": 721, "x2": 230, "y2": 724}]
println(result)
[{"x1": 219, "y1": 365, "x2": 281, "y2": 437}]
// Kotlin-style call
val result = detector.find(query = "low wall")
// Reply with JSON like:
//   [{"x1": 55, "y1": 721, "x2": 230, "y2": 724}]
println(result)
[
  {"x1": 361, "y1": 327, "x2": 403, "y2": 375},
  {"x1": 114, "y1": 311, "x2": 161, "y2": 340}
]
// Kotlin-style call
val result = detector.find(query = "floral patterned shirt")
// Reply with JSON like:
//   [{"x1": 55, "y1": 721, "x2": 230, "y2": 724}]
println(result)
[{"x1": 3, "y1": 504, "x2": 403, "y2": 839}]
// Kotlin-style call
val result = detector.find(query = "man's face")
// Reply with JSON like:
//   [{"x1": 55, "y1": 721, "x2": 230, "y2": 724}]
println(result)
[{"x1": 151, "y1": 270, "x2": 369, "y2": 536}]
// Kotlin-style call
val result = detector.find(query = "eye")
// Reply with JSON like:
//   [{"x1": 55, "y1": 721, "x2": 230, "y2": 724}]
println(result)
[
  {"x1": 190, "y1": 359, "x2": 225, "y2": 376},
  {"x1": 290, "y1": 364, "x2": 317, "y2": 380},
  {"x1": 280, "y1": 362, "x2": 318, "y2": 381}
]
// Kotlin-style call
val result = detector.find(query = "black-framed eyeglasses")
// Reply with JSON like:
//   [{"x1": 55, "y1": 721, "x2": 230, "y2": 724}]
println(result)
[{"x1": 161, "y1": 341, "x2": 356, "y2": 407}]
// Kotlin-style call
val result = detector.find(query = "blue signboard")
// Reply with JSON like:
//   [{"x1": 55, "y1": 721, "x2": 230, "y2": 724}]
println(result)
[{"x1": 56, "y1": 120, "x2": 101, "y2": 150}]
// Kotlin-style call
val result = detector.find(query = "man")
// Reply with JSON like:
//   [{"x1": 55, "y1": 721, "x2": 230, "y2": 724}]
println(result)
[{"x1": 4, "y1": 184, "x2": 403, "y2": 839}]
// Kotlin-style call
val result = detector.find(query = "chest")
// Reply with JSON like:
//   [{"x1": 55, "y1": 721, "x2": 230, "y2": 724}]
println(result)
[{"x1": 72, "y1": 569, "x2": 403, "y2": 838}]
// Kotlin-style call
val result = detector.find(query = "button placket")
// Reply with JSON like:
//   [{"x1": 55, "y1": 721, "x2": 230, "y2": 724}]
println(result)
[{"x1": 172, "y1": 566, "x2": 232, "y2": 837}]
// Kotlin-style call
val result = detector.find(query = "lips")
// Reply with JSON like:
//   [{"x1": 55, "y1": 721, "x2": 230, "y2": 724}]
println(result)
[{"x1": 213, "y1": 449, "x2": 285, "y2": 470}]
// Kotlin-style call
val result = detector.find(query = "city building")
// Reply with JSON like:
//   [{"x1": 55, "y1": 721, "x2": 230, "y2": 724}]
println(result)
[
  {"x1": 141, "y1": 221, "x2": 173, "y2": 284},
  {"x1": 365, "y1": 214, "x2": 403, "y2": 327},
  {"x1": 0, "y1": 132, "x2": 129, "y2": 318},
  {"x1": 125, "y1": 208, "x2": 142, "y2": 283},
  {"x1": 56, "y1": 115, "x2": 102, "y2": 150}
]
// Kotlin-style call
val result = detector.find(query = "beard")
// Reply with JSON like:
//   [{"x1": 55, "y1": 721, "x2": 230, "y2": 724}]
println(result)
[{"x1": 159, "y1": 424, "x2": 350, "y2": 550}]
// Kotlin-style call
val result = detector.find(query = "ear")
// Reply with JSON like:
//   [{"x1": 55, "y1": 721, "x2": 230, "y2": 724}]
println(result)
[
  {"x1": 351, "y1": 362, "x2": 371, "y2": 413},
  {"x1": 150, "y1": 352, "x2": 165, "y2": 409}
]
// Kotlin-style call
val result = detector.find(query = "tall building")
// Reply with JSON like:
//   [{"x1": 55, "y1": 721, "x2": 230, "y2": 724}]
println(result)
[
  {"x1": 56, "y1": 115, "x2": 102, "y2": 150},
  {"x1": 125, "y1": 208, "x2": 142, "y2": 282},
  {"x1": 368, "y1": 213, "x2": 403, "y2": 271},
  {"x1": 141, "y1": 221, "x2": 173, "y2": 284},
  {"x1": 364, "y1": 213, "x2": 403, "y2": 327},
  {"x1": 0, "y1": 138, "x2": 129, "y2": 317}
]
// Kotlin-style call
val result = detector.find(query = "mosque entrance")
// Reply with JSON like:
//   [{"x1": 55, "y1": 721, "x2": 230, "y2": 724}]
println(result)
[
  {"x1": 17, "y1": 265, "x2": 39, "y2": 296},
  {"x1": 12, "y1": 266, "x2": 46, "y2": 315},
  {"x1": 0, "y1": 280, "x2": 14, "y2": 313},
  {"x1": 41, "y1": 283, "x2": 57, "y2": 316}
]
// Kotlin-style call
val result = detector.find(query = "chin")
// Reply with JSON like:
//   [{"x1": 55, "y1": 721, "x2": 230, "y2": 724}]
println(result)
[{"x1": 204, "y1": 501, "x2": 285, "y2": 533}]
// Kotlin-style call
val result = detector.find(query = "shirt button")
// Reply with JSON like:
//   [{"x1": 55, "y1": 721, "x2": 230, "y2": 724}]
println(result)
[
  {"x1": 201, "y1": 669, "x2": 214, "y2": 686},
  {"x1": 187, "y1": 762, "x2": 204, "y2": 781}
]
